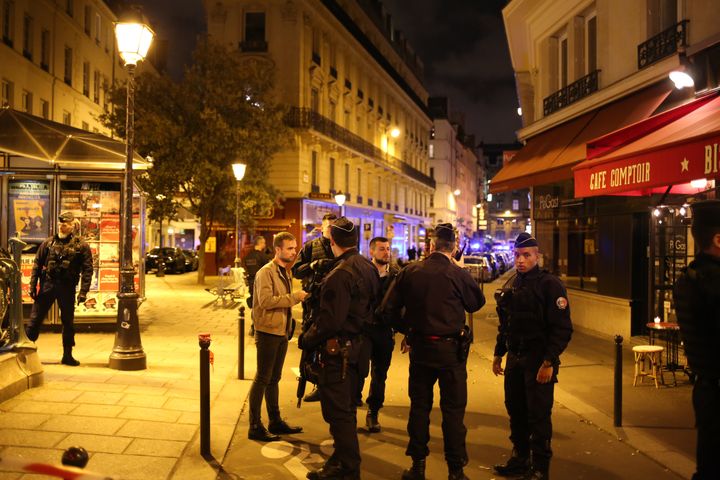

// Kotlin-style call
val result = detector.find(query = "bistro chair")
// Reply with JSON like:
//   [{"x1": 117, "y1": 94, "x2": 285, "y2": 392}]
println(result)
[{"x1": 632, "y1": 345, "x2": 665, "y2": 389}]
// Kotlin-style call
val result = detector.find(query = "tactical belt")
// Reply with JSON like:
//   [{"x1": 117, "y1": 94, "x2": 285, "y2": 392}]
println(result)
[{"x1": 421, "y1": 334, "x2": 458, "y2": 342}]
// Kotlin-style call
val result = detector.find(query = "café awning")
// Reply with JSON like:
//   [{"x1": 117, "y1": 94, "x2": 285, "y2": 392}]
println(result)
[
  {"x1": 574, "y1": 92, "x2": 720, "y2": 197},
  {"x1": 490, "y1": 82, "x2": 672, "y2": 193},
  {"x1": 0, "y1": 107, "x2": 148, "y2": 169}
]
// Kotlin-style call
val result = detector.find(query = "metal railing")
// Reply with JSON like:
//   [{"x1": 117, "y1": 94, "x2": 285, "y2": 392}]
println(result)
[
  {"x1": 637, "y1": 20, "x2": 688, "y2": 70},
  {"x1": 239, "y1": 39, "x2": 268, "y2": 53},
  {"x1": 543, "y1": 69, "x2": 600, "y2": 116},
  {"x1": 285, "y1": 107, "x2": 436, "y2": 189}
]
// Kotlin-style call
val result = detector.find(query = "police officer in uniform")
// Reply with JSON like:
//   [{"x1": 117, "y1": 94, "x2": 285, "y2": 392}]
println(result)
[
  {"x1": 382, "y1": 223, "x2": 485, "y2": 480},
  {"x1": 492, "y1": 232, "x2": 573, "y2": 480},
  {"x1": 27, "y1": 212, "x2": 93, "y2": 366},
  {"x1": 300, "y1": 217, "x2": 380, "y2": 480},
  {"x1": 673, "y1": 199, "x2": 720, "y2": 480},
  {"x1": 294, "y1": 213, "x2": 337, "y2": 402},
  {"x1": 358, "y1": 236, "x2": 400, "y2": 432}
]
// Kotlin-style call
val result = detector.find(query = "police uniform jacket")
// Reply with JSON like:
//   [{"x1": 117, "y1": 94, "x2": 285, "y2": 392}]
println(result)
[
  {"x1": 30, "y1": 233, "x2": 93, "y2": 294},
  {"x1": 383, "y1": 252, "x2": 485, "y2": 337},
  {"x1": 494, "y1": 265, "x2": 573, "y2": 365},
  {"x1": 301, "y1": 248, "x2": 380, "y2": 351},
  {"x1": 674, "y1": 253, "x2": 720, "y2": 379},
  {"x1": 292, "y1": 236, "x2": 334, "y2": 289},
  {"x1": 372, "y1": 262, "x2": 400, "y2": 327},
  {"x1": 242, "y1": 249, "x2": 270, "y2": 279}
]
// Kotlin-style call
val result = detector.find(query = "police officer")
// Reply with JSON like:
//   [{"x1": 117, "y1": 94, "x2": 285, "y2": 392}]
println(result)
[
  {"x1": 673, "y1": 199, "x2": 720, "y2": 480},
  {"x1": 382, "y1": 223, "x2": 485, "y2": 480},
  {"x1": 357, "y1": 236, "x2": 400, "y2": 432},
  {"x1": 300, "y1": 217, "x2": 380, "y2": 480},
  {"x1": 293, "y1": 213, "x2": 337, "y2": 402},
  {"x1": 27, "y1": 212, "x2": 93, "y2": 366},
  {"x1": 492, "y1": 232, "x2": 573, "y2": 480}
]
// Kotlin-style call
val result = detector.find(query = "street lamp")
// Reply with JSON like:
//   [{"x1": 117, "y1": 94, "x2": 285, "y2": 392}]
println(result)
[
  {"x1": 155, "y1": 193, "x2": 166, "y2": 278},
  {"x1": 109, "y1": 13, "x2": 154, "y2": 371},
  {"x1": 334, "y1": 190, "x2": 346, "y2": 217},
  {"x1": 233, "y1": 162, "x2": 247, "y2": 267}
]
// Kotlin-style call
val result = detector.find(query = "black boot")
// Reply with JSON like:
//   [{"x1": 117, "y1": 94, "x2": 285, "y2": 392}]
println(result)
[
  {"x1": 366, "y1": 410, "x2": 381, "y2": 433},
  {"x1": 493, "y1": 449, "x2": 530, "y2": 476},
  {"x1": 61, "y1": 346, "x2": 80, "y2": 366},
  {"x1": 448, "y1": 467, "x2": 469, "y2": 480},
  {"x1": 307, "y1": 460, "x2": 359, "y2": 479},
  {"x1": 248, "y1": 424, "x2": 280, "y2": 442},
  {"x1": 519, "y1": 467, "x2": 549, "y2": 480},
  {"x1": 401, "y1": 457, "x2": 426, "y2": 480}
]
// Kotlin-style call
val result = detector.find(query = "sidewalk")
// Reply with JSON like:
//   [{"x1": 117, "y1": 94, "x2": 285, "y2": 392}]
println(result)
[{"x1": 0, "y1": 272, "x2": 255, "y2": 480}]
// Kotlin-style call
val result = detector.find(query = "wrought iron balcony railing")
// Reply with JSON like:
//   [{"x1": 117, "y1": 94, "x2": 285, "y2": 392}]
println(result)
[
  {"x1": 543, "y1": 70, "x2": 600, "y2": 117},
  {"x1": 239, "y1": 39, "x2": 268, "y2": 53},
  {"x1": 638, "y1": 20, "x2": 688, "y2": 70},
  {"x1": 285, "y1": 107, "x2": 436, "y2": 190}
]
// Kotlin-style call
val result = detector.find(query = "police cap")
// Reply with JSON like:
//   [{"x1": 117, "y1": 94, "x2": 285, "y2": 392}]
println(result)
[
  {"x1": 59, "y1": 212, "x2": 75, "y2": 223},
  {"x1": 691, "y1": 200, "x2": 720, "y2": 230},
  {"x1": 330, "y1": 217, "x2": 357, "y2": 247},
  {"x1": 433, "y1": 223, "x2": 456, "y2": 243},
  {"x1": 514, "y1": 232, "x2": 538, "y2": 248}
]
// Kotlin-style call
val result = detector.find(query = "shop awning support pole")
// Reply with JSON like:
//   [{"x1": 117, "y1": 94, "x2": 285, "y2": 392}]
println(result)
[{"x1": 109, "y1": 63, "x2": 146, "y2": 371}]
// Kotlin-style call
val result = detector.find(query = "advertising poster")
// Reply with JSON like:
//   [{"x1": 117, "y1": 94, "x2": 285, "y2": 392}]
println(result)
[
  {"x1": 20, "y1": 254, "x2": 35, "y2": 303},
  {"x1": 100, "y1": 191, "x2": 120, "y2": 214},
  {"x1": 75, "y1": 291, "x2": 119, "y2": 316},
  {"x1": 99, "y1": 243, "x2": 119, "y2": 264},
  {"x1": 100, "y1": 218, "x2": 120, "y2": 242},
  {"x1": 98, "y1": 268, "x2": 119, "y2": 291},
  {"x1": 80, "y1": 217, "x2": 101, "y2": 241},
  {"x1": 8, "y1": 180, "x2": 51, "y2": 242}
]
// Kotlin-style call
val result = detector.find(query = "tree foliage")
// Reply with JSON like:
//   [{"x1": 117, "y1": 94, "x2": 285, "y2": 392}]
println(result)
[{"x1": 101, "y1": 40, "x2": 290, "y2": 283}]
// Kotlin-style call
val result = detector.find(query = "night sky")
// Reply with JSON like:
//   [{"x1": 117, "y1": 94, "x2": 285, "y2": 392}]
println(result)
[{"x1": 135, "y1": 0, "x2": 520, "y2": 144}]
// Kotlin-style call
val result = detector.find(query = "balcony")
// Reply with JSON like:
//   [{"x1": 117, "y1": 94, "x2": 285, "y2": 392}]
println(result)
[
  {"x1": 285, "y1": 107, "x2": 436, "y2": 189},
  {"x1": 638, "y1": 20, "x2": 688, "y2": 70},
  {"x1": 239, "y1": 39, "x2": 268, "y2": 53},
  {"x1": 543, "y1": 70, "x2": 600, "y2": 117}
]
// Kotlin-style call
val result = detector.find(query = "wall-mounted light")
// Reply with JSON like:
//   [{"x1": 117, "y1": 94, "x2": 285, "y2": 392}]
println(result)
[
  {"x1": 669, "y1": 70, "x2": 694, "y2": 89},
  {"x1": 487, "y1": 193, "x2": 493, "y2": 202},
  {"x1": 690, "y1": 178, "x2": 708, "y2": 189},
  {"x1": 453, "y1": 189, "x2": 461, "y2": 196},
  {"x1": 516, "y1": 107, "x2": 522, "y2": 116}
]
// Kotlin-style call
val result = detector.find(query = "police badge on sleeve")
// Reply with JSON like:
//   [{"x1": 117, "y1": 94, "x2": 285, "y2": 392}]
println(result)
[{"x1": 556, "y1": 297, "x2": 568, "y2": 310}]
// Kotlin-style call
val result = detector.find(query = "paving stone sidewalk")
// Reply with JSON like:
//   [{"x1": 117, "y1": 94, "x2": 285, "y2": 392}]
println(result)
[{"x1": 0, "y1": 272, "x2": 254, "y2": 480}]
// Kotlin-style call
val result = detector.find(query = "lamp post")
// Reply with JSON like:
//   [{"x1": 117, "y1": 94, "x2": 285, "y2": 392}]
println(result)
[
  {"x1": 334, "y1": 190, "x2": 346, "y2": 217},
  {"x1": 232, "y1": 162, "x2": 247, "y2": 267},
  {"x1": 156, "y1": 193, "x2": 166, "y2": 277},
  {"x1": 109, "y1": 15, "x2": 154, "y2": 371}
]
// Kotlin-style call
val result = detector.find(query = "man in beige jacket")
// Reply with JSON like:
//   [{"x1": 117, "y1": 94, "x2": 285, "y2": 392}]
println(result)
[{"x1": 248, "y1": 232, "x2": 308, "y2": 442}]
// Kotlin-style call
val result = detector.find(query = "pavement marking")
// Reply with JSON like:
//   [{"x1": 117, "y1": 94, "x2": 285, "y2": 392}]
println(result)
[
  {"x1": 291, "y1": 367, "x2": 300, "y2": 378},
  {"x1": 260, "y1": 441, "x2": 294, "y2": 459}
]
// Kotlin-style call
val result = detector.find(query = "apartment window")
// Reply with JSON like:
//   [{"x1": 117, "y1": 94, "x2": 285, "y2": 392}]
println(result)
[
  {"x1": 83, "y1": 5, "x2": 91, "y2": 35},
  {"x1": 65, "y1": 0, "x2": 73, "y2": 17},
  {"x1": 40, "y1": 29, "x2": 49, "y2": 70},
  {"x1": 559, "y1": 34, "x2": 568, "y2": 88},
  {"x1": 310, "y1": 88, "x2": 319, "y2": 113},
  {"x1": 430, "y1": 167, "x2": 434, "y2": 179},
  {"x1": 2, "y1": 0, "x2": 14, "y2": 46},
  {"x1": 62, "y1": 110, "x2": 71, "y2": 125},
  {"x1": 329, "y1": 101, "x2": 336, "y2": 122},
  {"x1": 357, "y1": 168, "x2": 362, "y2": 196},
  {"x1": 344, "y1": 163, "x2": 349, "y2": 193},
  {"x1": 244, "y1": 12, "x2": 265, "y2": 42},
  {"x1": 429, "y1": 144, "x2": 434, "y2": 159},
  {"x1": 311, "y1": 151, "x2": 318, "y2": 188},
  {"x1": 586, "y1": 14, "x2": 597, "y2": 73},
  {"x1": 82, "y1": 61, "x2": 89, "y2": 96},
  {"x1": 329, "y1": 157, "x2": 336, "y2": 191},
  {"x1": 81, "y1": 121, "x2": 89, "y2": 130},
  {"x1": 22, "y1": 14, "x2": 32, "y2": 59},
  {"x1": 512, "y1": 199, "x2": 520, "y2": 211},
  {"x1": 40, "y1": 98, "x2": 48, "y2": 119},
  {"x1": 1, "y1": 79, "x2": 12, "y2": 107},
  {"x1": 64, "y1": 47, "x2": 72, "y2": 85},
  {"x1": 93, "y1": 70, "x2": 100, "y2": 103},
  {"x1": 21, "y1": 90, "x2": 31, "y2": 113},
  {"x1": 647, "y1": 0, "x2": 677, "y2": 37},
  {"x1": 95, "y1": 13, "x2": 101, "y2": 43}
]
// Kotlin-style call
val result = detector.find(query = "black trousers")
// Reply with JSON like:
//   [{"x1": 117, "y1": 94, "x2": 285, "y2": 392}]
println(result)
[
  {"x1": 357, "y1": 325, "x2": 394, "y2": 411},
  {"x1": 248, "y1": 331, "x2": 288, "y2": 426},
  {"x1": 504, "y1": 353, "x2": 555, "y2": 472},
  {"x1": 319, "y1": 356, "x2": 361, "y2": 472},
  {"x1": 406, "y1": 339, "x2": 468, "y2": 468},
  {"x1": 692, "y1": 379, "x2": 720, "y2": 479},
  {"x1": 27, "y1": 282, "x2": 77, "y2": 347}
]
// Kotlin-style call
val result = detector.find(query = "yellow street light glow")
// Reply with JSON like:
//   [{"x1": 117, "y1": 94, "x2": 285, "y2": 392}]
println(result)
[
  {"x1": 115, "y1": 22, "x2": 155, "y2": 66},
  {"x1": 390, "y1": 127, "x2": 401, "y2": 138},
  {"x1": 232, "y1": 163, "x2": 247, "y2": 181}
]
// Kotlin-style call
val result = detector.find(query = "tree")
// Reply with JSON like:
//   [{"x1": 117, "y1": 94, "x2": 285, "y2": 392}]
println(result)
[{"x1": 101, "y1": 40, "x2": 290, "y2": 284}]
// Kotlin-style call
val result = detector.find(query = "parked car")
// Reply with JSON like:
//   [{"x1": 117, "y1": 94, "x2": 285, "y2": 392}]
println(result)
[
  {"x1": 182, "y1": 249, "x2": 199, "y2": 272},
  {"x1": 463, "y1": 255, "x2": 493, "y2": 283},
  {"x1": 145, "y1": 247, "x2": 187, "y2": 274},
  {"x1": 482, "y1": 253, "x2": 499, "y2": 280},
  {"x1": 494, "y1": 252, "x2": 508, "y2": 274}
]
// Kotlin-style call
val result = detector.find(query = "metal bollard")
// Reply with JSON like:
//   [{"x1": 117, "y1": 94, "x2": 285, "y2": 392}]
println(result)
[
  {"x1": 238, "y1": 306, "x2": 245, "y2": 380},
  {"x1": 614, "y1": 335, "x2": 623, "y2": 427},
  {"x1": 199, "y1": 333, "x2": 211, "y2": 456}
]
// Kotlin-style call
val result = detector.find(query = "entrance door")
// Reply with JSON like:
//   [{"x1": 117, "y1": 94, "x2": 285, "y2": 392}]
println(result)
[{"x1": 631, "y1": 212, "x2": 649, "y2": 336}]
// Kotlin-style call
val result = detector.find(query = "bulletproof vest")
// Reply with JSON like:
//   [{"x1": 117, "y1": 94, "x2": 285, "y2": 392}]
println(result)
[
  {"x1": 46, "y1": 236, "x2": 82, "y2": 280},
  {"x1": 674, "y1": 257, "x2": 720, "y2": 378},
  {"x1": 301, "y1": 238, "x2": 333, "y2": 291},
  {"x1": 334, "y1": 255, "x2": 377, "y2": 335},
  {"x1": 505, "y1": 274, "x2": 546, "y2": 352}
]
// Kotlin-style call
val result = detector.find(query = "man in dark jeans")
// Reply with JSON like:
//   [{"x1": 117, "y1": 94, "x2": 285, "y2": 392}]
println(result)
[{"x1": 247, "y1": 232, "x2": 308, "y2": 442}]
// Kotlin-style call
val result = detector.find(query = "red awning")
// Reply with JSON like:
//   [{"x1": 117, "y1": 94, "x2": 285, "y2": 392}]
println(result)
[
  {"x1": 574, "y1": 92, "x2": 720, "y2": 198},
  {"x1": 490, "y1": 83, "x2": 672, "y2": 193}
]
